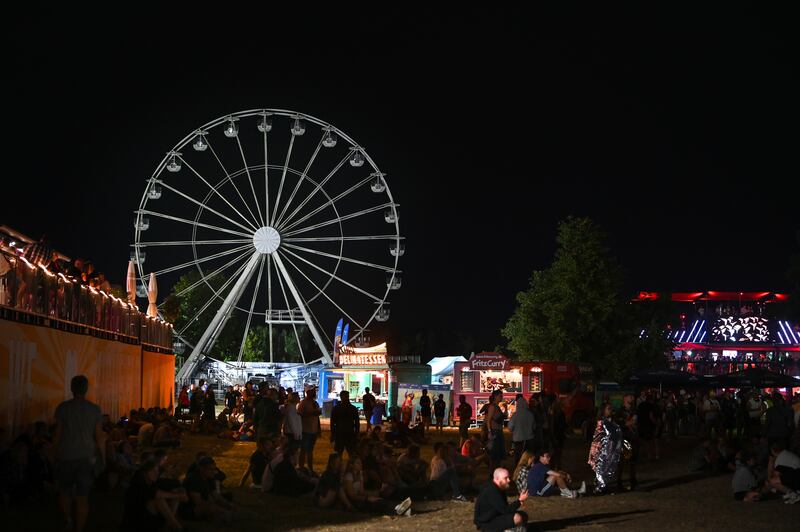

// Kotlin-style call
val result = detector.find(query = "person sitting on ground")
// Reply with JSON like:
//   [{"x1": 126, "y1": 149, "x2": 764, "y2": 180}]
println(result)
[
  {"x1": 113, "y1": 441, "x2": 137, "y2": 489},
  {"x1": 428, "y1": 442, "x2": 469, "y2": 502},
  {"x1": 396, "y1": 444, "x2": 427, "y2": 487},
  {"x1": 462, "y1": 434, "x2": 488, "y2": 465},
  {"x1": 527, "y1": 450, "x2": 585, "y2": 498},
  {"x1": 239, "y1": 437, "x2": 272, "y2": 489},
  {"x1": 689, "y1": 438, "x2": 718, "y2": 472},
  {"x1": 732, "y1": 451, "x2": 761, "y2": 502},
  {"x1": 271, "y1": 445, "x2": 319, "y2": 497},
  {"x1": 137, "y1": 420, "x2": 155, "y2": 448},
  {"x1": 315, "y1": 453, "x2": 352, "y2": 509},
  {"x1": 474, "y1": 467, "x2": 528, "y2": 532},
  {"x1": 122, "y1": 459, "x2": 187, "y2": 531},
  {"x1": 369, "y1": 425, "x2": 383, "y2": 441},
  {"x1": 342, "y1": 456, "x2": 402, "y2": 514},
  {"x1": 513, "y1": 450, "x2": 535, "y2": 495},
  {"x1": 153, "y1": 421, "x2": 180, "y2": 448},
  {"x1": 179, "y1": 456, "x2": 233, "y2": 522},
  {"x1": 767, "y1": 442, "x2": 800, "y2": 504}
]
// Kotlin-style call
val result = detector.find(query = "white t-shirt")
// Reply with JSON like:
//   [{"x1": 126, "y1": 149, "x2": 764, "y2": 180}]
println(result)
[
  {"x1": 429, "y1": 456, "x2": 448, "y2": 481},
  {"x1": 747, "y1": 398, "x2": 761, "y2": 418},
  {"x1": 775, "y1": 450, "x2": 800, "y2": 470}
]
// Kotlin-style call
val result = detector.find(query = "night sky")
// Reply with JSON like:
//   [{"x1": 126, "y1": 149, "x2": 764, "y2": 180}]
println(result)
[{"x1": 4, "y1": 8, "x2": 799, "y2": 354}]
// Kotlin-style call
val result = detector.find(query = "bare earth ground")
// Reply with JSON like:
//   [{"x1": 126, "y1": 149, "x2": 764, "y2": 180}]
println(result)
[{"x1": 4, "y1": 425, "x2": 800, "y2": 531}]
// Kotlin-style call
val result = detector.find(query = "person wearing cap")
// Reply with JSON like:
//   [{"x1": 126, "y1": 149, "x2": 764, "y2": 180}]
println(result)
[{"x1": 179, "y1": 456, "x2": 233, "y2": 521}]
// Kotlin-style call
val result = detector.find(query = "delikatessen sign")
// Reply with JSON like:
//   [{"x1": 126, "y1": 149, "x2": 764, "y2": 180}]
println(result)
[{"x1": 339, "y1": 354, "x2": 387, "y2": 366}]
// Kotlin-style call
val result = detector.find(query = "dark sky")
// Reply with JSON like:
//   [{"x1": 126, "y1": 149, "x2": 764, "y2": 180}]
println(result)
[{"x1": 4, "y1": 8, "x2": 799, "y2": 353}]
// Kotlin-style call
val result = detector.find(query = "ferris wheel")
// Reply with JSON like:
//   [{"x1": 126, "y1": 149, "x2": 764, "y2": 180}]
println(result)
[{"x1": 132, "y1": 109, "x2": 404, "y2": 382}]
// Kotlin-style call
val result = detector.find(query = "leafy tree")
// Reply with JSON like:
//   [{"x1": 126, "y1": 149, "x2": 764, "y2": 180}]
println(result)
[
  {"x1": 502, "y1": 217, "x2": 622, "y2": 366},
  {"x1": 169, "y1": 271, "x2": 241, "y2": 361},
  {"x1": 502, "y1": 216, "x2": 671, "y2": 381}
]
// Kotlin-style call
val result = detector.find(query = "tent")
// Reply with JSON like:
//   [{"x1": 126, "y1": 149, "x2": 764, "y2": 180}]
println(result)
[
  {"x1": 427, "y1": 356, "x2": 468, "y2": 384},
  {"x1": 706, "y1": 368, "x2": 799, "y2": 389},
  {"x1": 625, "y1": 368, "x2": 704, "y2": 388}
]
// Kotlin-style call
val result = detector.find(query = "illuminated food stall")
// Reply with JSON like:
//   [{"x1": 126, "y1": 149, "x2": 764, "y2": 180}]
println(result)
[{"x1": 318, "y1": 342, "x2": 431, "y2": 416}]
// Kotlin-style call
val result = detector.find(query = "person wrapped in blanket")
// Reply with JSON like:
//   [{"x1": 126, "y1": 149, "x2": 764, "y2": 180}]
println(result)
[{"x1": 588, "y1": 403, "x2": 622, "y2": 495}]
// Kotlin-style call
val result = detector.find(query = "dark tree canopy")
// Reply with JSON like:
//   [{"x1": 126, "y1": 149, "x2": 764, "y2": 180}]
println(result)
[{"x1": 502, "y1": 216, "x2": 670, "y2": 381}]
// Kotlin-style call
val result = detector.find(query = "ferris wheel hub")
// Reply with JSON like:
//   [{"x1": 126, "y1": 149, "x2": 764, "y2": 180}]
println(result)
[{"x1": 253, "y1": 226, "x2": 281, "y2": 254}]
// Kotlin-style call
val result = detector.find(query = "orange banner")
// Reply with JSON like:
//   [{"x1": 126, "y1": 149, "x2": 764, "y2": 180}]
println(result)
[{"x1": 0, "y1": 320, "x2": 174, "y2": 433}]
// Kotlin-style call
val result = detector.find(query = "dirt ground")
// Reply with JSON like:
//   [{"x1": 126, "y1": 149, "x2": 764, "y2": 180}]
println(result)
[{"x1": 4, "y1": 425, "x2": 800, "y2": 531}]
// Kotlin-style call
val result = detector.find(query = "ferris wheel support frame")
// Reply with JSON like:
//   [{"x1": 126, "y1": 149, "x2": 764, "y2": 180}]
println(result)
[{"x1": 176, "y1": 252, "x2": 262, "y2": 384}]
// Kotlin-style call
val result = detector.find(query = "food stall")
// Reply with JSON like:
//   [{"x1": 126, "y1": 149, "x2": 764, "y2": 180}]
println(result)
[
  {"x1": 318, "y1": 343, "x2": 431, "y2": 417},
  {"x1": 452, "y1": 352, "x2": 595, "y2": 427}
]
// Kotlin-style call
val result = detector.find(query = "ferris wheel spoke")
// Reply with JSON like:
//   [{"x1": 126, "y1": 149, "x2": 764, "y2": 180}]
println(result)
[
  {"x1": 136, "y1": 209, "x2": 253, "y2": 238},
  {"x1": 164, "y1": 249, "x2": 252, "y2": 302},
  {"x1": 282, "y1": 203, "x2": 394, "y2": 237},
  {"x1": 280, "y1": 174, "x2": 373, "y2": 233},
  {"x1": 270, "y1": 134, "x2": 295, "y2": 226},
  {"x1": 284, "y1": 235, "x2": 404, "y2": 243},
  {"x1": 206, "y1": 139, "x2": 262, "y2": 228},
  {"x1": 283, "y1": 243, "x2": 396, "y2": 272},
  {"x1": 178, "y1": 156, "x2": 260, "y2": 232},
  {"x1": 278, "y1": 152, "x2": 350, "y2": 230},
  {"x1": 272, "y1": 252, "x2": 307, "y2": 364},
  {"x1": 235, "y1": 136, "x2": 266, "y2": 226},
  {"x1": 274, "y1": 138, "x2": 323, "y2": 228},
  {"x1": 154, "y1": 179, "x2": 257, "y2": 235},
  {"x1": 279, "y1": 250, "x2": 365, "y2": 331},
  {"x1": 135, "y1": 239, "x2": 251, "y2": 247},
  {"x1": 151, "y1": 244, "x2": 252, "y2": 277},
  {"x1": 279, "y1": 248, "x2": 383, "y2": 302},
  {"x1": 236, "y1": 255, "x2": 266, "y2": 363},
  {"x1": 177, "y1": 257, "x2": 254, "y2": 337},
  {"x1": 263, "y1": 130, "x2": 270, "y2": 228}
]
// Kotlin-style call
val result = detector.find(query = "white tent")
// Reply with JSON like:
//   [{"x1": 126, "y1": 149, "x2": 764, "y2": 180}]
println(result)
[{"x1": 427, "y1": 355, "x2": 468, "y2": 384}]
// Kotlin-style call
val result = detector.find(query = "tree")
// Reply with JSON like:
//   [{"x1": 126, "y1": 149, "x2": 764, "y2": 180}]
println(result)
[
  {"x1": 169, "y1": 271, "x2": 241, "y2": 361},
  {"x1": 501, "y1": 216, "x2": 669, "y2": 381},
  {"x1": 502, "y1": 217, "x2": 623, "y2": 367}
]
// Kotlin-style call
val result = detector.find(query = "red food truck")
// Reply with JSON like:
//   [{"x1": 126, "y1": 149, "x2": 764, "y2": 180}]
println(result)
[{"x1": 452, "y1": 352, "x2": 595, "y2": 428}]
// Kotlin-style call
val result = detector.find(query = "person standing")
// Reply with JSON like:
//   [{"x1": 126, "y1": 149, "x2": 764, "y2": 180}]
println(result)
[
  {"x1": 615, "y1": 393, "x2": 639, "y2": 491},
  {"x1": 486, "y1": 390, "x2": 508, "y2": 476},
  {"x1": 361, "y1": 387, "x2": 376, "y2": 431},
  {"x1": 282, "y1": 392, "x2": 303, "y2": 451},
  {"x1": 254, "y1": 387, "x2": 281, "y2": 440},
  {"x1": 473, "y1": 468, "x2": 528, "y2": 531},
  {"x1": 508, "y1": 393, "x2": 534, "y2": 466},
  {"x1": 298, "y1": 387, "x2": 322, "y2": 473},
  {"x1": 419, "y1": 389, "x2": 432, "y2": 435},
  {"x1": 53, "y1": 375, "x2": 104, "y2": 532},
  {"x1": 433, "y1": 394, "x2": 447, "y2": 432},
  {"x1": 330, "y1": 391, "x2": 359, "y2": 458},
  {"x1": 588, "y1": 403, "x2": 622, "y2": 495},
  {"x1": 457, "y1": 395, "x2": 473, "y2": 446}
]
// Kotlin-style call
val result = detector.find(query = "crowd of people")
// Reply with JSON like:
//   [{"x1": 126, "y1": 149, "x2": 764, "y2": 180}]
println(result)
[
  {"x1": 4, "y1": 373, "x2": 800, "y2": 531},
  {"x1": 585, "y1": 389, "x2": 800, "y2": 504}
]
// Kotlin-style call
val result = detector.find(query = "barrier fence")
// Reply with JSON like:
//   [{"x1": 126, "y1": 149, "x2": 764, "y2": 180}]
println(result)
[{"x1": 0, "y1": 250, "x2": 172, "y2": 351}]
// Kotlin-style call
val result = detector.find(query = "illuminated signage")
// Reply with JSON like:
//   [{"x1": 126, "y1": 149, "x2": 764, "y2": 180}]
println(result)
[
  {"x1": 711, "y1": 317, "x2": 769, "y2": 342},
  {"x1": 339, "y1": 354, "x2": 387, "y2": 366},
  {"x1": 531, "y1": 366, "x2": 543, "y2": 373},
  {"x1": 469, "y1": 352, "x2": 509, "y2": 371}
]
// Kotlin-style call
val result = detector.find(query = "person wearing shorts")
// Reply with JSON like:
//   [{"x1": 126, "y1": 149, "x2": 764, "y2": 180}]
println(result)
[{"x1": 53, "y1": 375, "x2": 104, "y2": 532}]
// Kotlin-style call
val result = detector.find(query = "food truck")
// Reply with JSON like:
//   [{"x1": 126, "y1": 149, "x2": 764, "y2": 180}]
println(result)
[{"x1": 452, "y1": 352, "x2": 595, "y2": 428}]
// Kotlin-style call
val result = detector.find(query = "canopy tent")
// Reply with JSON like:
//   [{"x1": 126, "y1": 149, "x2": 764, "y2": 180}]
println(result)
[
  {"x1": 428, "y1": 356, "x2": 468, "y2": 383},
  {"x1": 625, "y1": 368, "x2": 704, "y2": 388},
  {"x1": 706, "y1": 368, "x2": 799, "y2": 389}
]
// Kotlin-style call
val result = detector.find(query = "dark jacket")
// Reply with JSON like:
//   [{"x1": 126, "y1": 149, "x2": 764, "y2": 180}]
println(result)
[
  {"x1": 474, "y1": 482, "x2": 520, "y2": 531},
  {"x1": 330, "y1": 401, "x2": 359, "y2": 440},
  {"x1": 254, "y1": 397, "x2": 281, "y2": 436}
]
